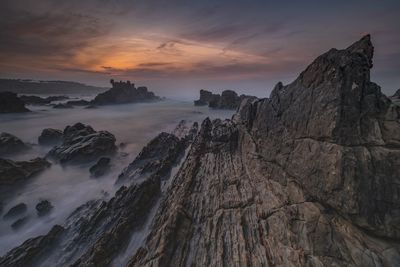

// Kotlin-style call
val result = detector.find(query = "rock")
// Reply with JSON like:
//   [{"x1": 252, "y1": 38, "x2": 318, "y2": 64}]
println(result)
[
  {"x1": 0, "y1": 91, "x2": 29, "y2": 113},
  {"x1": 0, "y1": 157, "x2": 51, "y2": 187},
  {"x1": 89, "y1": 157, "x2": 111, "y2": 177},
  {"x1": 36, "y1": 200, "x2": 53, "y2": 217},
  {"x1": 45, "y1": 95, "x2": 69, "y2": 102},
  {"x1": 47, "y1": 123, "x2": 117, "y2": 164},
  {"x1": 194, "y1": 89, "x2": 256, "y2": 109},
  {"x1": 19, "y1": 95, "x2": 50, "y2": 105},
  {"x1": 91, "y1": 80, "x2": 160, "y2": 105},
  {"x1": 11, "y1": 216, "x2": 29, "y2": 230},
  {"x1": 66, "y1": 99, "x2": 90, "y2": 106},
  {"x1": 0, "y1": 132, "x2": 29, "y2": 156},
  {"x1": 53, "y1": 103, "x2": 73, "y2": 109},
  {"x1": 3, "y1": 203, "x2": 27, "y2": 219},
  {"x1": 38, "y1": 128, "x2": 63, "y2": 146}
]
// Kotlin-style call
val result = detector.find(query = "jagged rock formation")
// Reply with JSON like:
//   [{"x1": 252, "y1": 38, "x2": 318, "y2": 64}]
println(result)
[
  {"x1": 91, "y1": 80, "x2": 160, "y2": 105},
  {"x1": 47, "y1": 123, "x2": 117, "y2": 164},
  {"x1": 194, "y1": 89, "x2": 256, "y2": 109},
  {"x1": 0, "y1": 133, "x2": 29, "y2": 156},
  {"x1": 0, "y1": 121, "x2": 198, "y2": 267},
  {"x1": 1, "y1": 35, "x2": 399, "y2": 267},
  {"x1": 38, "y1": 128, "x2": 63, "y2": 146},
  {"x1": 89, "y1": 157, "x2": 111, "y2": 177},
  {"x1": 0, "y1": 92, "x2": 29, "y2": 113},
  {"x1": 0, "y1": 158, "x2": 51, "y2": 188}
]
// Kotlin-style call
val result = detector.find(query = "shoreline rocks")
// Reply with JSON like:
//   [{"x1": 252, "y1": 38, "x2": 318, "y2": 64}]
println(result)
[
  {"x1": 0, "y1": 132, "x2": 29, "y2": 156},
  {"x1": 38, "y1": 128, "x2": 63, "y2": 146},
  {"x1": 3, "y1": 203, "x2": 27, "y2": 219},
  {"x1": 89, "y1": 157, "x2": 111, "y2": 177},
  {"x1": 0, "y1": 92, "x2": 29, "y2": 113},
  {"x1": 36, "y1": 200, "x2": 53, "y2": 217},
  {"x1": 91, "y1": 80, "x2": 160, "y2": 105},
  {"x1": 47, "y1": 123, "x2": 117, "y2": 164},
  {"x1": 194, "y1": 89, "x2": 256, "y2": 109}
]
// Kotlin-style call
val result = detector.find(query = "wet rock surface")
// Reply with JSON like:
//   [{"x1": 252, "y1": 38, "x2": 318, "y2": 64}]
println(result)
[
  {"x1": 89, "y1": 157, "x2": 111, "y2": 177},
  {"x1": 36, "y1": 200, "x2": 53, "y2": 217},
  {"x1": 194, "y1": 89, "x2": 256, "y2": 109},
  {"x1": 1, "y1": 35, "x2": 400, "y2": 267},
  {"x1": 38, "y1": 128, "x2": 63, "y2": 146},
  {"x1": 0, "y1": 92, "x2": 29, "y2": 113},
  {"x1": 3, "y1": 203, "x2": 27, "y2": 219},
  {"x1": 91, "y1": 80, "x2": 160, "y2": 105},
  {"x1": 0, "y1": 132, "x2": 29, "y2": 156},
  {"x1": 0, "y1": 158, "x2": 51, "y2": 188},
  {"x1": 47, "y1": 123, "x2": 117, "y2": 164}
]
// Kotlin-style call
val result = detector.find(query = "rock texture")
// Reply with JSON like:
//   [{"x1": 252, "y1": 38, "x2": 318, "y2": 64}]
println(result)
[
  {"x1": 0, "y1": 121, "x2": 198, "y2": 267},
  {"x1": 2, "y1": 35, "x2": 400, "y2": 267},
  {"x1": 0, "y1": 132, "x2": 29, "y2": 156},
  {"x1": 194, "y1": 89, "x2": 256, "y2": 109},
  {"x1": 47, "y1": 123, "x2": 117, "y2": 164},
  {"x1": 36, "y1": 200, "x2": 53, "y2": 217},
  {"x1": 0, "y1": 92, "x2": 29, "y2": 113},
  {"x1": 89, "y1": 157, "x2": 111, "y2": 177},
  {"x1": 91, "y1": 80, "x2": 160, "y2": 105},
  {"x1": 0, "y1": 158, "x2": 51, "y2": 188},
  {"x1": 38, "y1": 128, "x2": 63, "y2": 146}
]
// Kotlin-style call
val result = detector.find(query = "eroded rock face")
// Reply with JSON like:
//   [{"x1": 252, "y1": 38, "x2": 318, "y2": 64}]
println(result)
[
  {"x1": 127, "y1": 35, "x2": 400, "y2": 266},
  {"x1": 0, "y1": 158, "x2": 51, "y2": 188},
  {"x1": 0, "y1": 92, "x2": 29, "y2": 113},
  {"x1": 0, "y1": 133, "x2": 29, "y2": 156},
  {"x1": 91, "y1": 80, "x2": 160, "y2": 105},
  {"x1": 38, "y1": 128, "x2": 63, "y2": 146},
  {"x1": 47, "y1": 123, "x2": 117, "y2": 164}
]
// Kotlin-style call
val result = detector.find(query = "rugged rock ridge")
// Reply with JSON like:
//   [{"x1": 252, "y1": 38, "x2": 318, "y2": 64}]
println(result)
[
  {"x1": 194, "y1": 89, "x2": 256, "y2": 109},
  {"x1": 91, "y1": 80, "x2": 160, "y2": 105},
  {"x1": 128, "y1": 35, "x2": 400, "y2": 266}
]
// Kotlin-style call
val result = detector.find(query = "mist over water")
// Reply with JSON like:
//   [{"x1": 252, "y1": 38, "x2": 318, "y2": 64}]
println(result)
[{"x1": 0, "y1": 98, "x2": 233, "y2": 256}]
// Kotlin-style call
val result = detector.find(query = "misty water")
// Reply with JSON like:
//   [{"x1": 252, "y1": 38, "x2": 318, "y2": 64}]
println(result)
[{"x1": 0, "y1": 98, "x2": 233, "y2": 257}]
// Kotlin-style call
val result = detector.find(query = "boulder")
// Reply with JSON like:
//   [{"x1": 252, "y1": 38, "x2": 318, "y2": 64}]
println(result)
[
  {"x1": 0, "y1": 132, "x2": 29, "y2": 156},
  {"x1": 194, "y1": 89, "x2": 256, "y2": 109},
  {"x1": 47, "y1": 123, "x2": 117, "y2": 164},
  {"x1": 91, "y1": 80, "x2": 160, "y2": 105},
  {"x1": 89, "y1": 157, "x2": 111, "y2": 177},
  {"x1": 38, "y1": 128, "x2": 63, "y2": 146},
  {"x1": 0, "y1": 92, "x2": 29, "y2": 113},
  {"x1": 0, "y1": 157, "x2": 51, "y2": 187},
  {"x1": 11, "y1": 216, "x2": 29, "y2": 230},
  {"x1": 3, "y1": 203, "x2": 27, "y2": 219},
  {"x1": 36, "y1": 200, "x2": 53, "y2": 217}
]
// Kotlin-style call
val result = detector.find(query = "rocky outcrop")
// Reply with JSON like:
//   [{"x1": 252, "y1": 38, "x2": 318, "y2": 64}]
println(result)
[
  {"x1": 36, "y1": 200, "x2": 53, "y2": 217},
  {"x1": 47, "y1": 123, "x2": 117, "y2": 164},
  {"x1": 0, "y1": 132, "x2": 29, "y2": 156},
  {"x1": 194, "y1": 89, "x2": 256, "y2": 109},
  {"x1": 2, "y1": 35, "x2": 400, "y2": 267},
  {"x1": 91, "y1": 80, "x2": 160, "y2": 105},
  {"x1": 38, "y1": 128, "x2": 63, "y2": 146},
  {"x1": 0, "y1": 92, "x2": 29, "y2": 113},
  {"x1": 89, "y1": 157, "x2": 111, "y2": 177},
  {"x1": 3, "y1": 203, "x2": 27, "y2": 219},
  {"x1": 0, "y1": 121, "x2": 198, "y2": 267},
  {"x1": 0, "y1": 158, "x2": 51, "y2": 188},
  {"x1": 66, "y1": 100, "x2": 90, "y2": 106}
]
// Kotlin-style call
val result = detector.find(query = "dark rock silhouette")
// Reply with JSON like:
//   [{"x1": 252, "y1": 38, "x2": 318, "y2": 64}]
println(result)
[
  {"x1": 19, "y1": 95, "x2": 69, "y2": 105},
  {"x1": 0, "y1": 158, "x2": 51, "y2": 188},
  {"x1": 38, "y1": 128, "x2": 63, "y2": 146},
  {"x1": 0, "y1": 92, "x2": 29, "y2": 113},
  {"x1": 89, "y1": 157, "x2": 111, "y2": 177},
  {"x1": 194, "y1": 89, "x2": 256, "y2": 109},
  {"x1": 3, "y1": 203, "x2": 27, "y2": 219},
  {"x1": 66, "y1": 100, "x2": 90, "y2": 106},
  {"x1": 11, "y1": 216, "x2": 29, "y2": 230},
  {"x1": 91, "y1": 80, "x2": 160, "y2": 105},
  {"x1": 47, "y1": 123, "x2": 117, "y2": 164},
  {"x1": 0, "y1": 132, "x2": 29, "y2": 156},
  {"x1": 36, "y1": 200, "x2": 53, "y2": 217}
]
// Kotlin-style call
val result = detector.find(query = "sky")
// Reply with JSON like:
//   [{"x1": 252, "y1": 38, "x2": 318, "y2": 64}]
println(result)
[{"x1": 0, "y1": 0, "x2": 399, "y2": 99}]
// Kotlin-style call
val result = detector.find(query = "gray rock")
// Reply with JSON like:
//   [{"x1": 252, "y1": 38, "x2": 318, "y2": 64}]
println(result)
[
  {"x1": 3, "y1": 203, "x2": 27, "y2": 219},
  {"x1": 0, "y1": 132, "x2": 29, "y2": 156},
  {"x1": 0, "y1": 157, "x2": 51, "y2": 187},
  {"x1": 36, "y1": 200, "x2": 53, "y2": 217},
  {"x1": 47, "y1": 123, "x2": 117, "y2": 164},
  {"x1": 89, "y1": 157, "x2": 111, "y2": 177},
  {"x1": 194, "y1": 89, "x2": 256, "y2": 109},
  {"x1": 38, "y1": 128, "x2": 63, "y2": 146},
  {"x1": 11, "y1": 216, "x2": 29, "y2": 230},
  {"x1": 0, "y1": 92, "x2": 29, "y2": 113}
]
